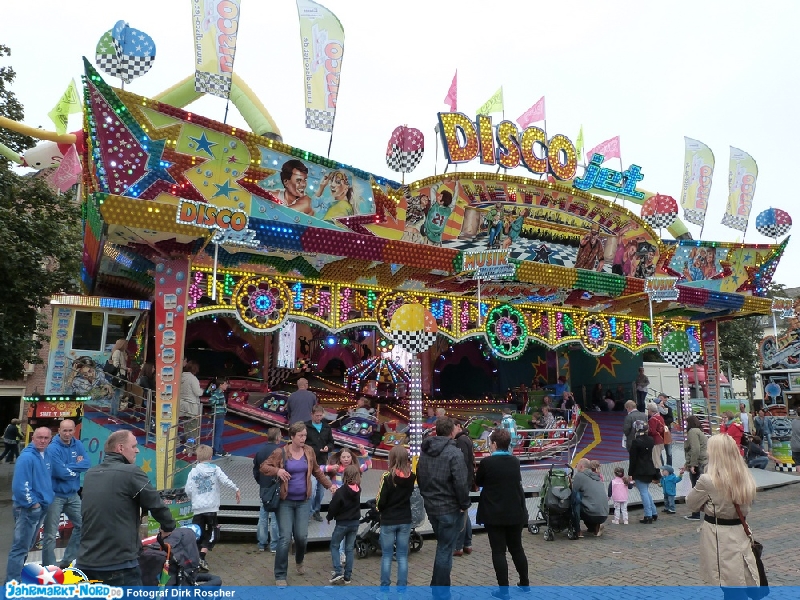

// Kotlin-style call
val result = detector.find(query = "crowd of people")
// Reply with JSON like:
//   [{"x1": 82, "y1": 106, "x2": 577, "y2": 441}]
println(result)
[{"x1": 6, "y1": 383, "x2": 797, "y2": 591}]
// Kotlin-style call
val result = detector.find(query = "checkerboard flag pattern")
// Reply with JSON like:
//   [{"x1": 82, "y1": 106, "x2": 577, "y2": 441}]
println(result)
[
  {"x1": 660, "y1": 350, "x2": 700, "y2": 368},
  {"x1": 755, "y1": 208, "x2": 792, "y2": 239},
  {"x1": 195, "y1": 71, "x2": 233, "y2": 99},
  {"x1": 305, "y1": 108, "x2": 335, "y2": 133},
  {"x1": 385, "y1": 126, "x2": 425, "y2": 174},
  {"x1": 95, "y1": 21, "x2": 156, "y2": 83},
  {"x1": 643, "y1": 213, "x2": 677, "y2": 229},
  {"x1": 390, "y1": 330, "x2": 438, "y2": 355}
]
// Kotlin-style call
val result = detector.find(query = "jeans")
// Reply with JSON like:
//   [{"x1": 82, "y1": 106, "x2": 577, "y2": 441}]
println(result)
[
  {"x1": 664, "y1": 494, "x2": 676, "y2": 511},
  {"x1": 0, "y1": 441, "x2": 19, "y2": 462},
  {"x1": 212, "y1": 413, "x2": 225, "y2": 454},
  {"x1": 257, "y1": 505, "x2": 280, "y2": 551},
  {"x1": 428, "y1": 511, "x2": 465, "y2": 587},
  {"x1": 112, "y1": 387, "x2": 122, "y2": 417},
  {"x1": 79, "y1": 566, "x2": 142, "y2": 586},
  {"x1": 310, "y1": 477, "x2": 326, "y2": 515},
  {"x1": 42, "y1": 493, "x2": 82, "y2": 567},
  {"x1": 663, "y1": 443, "x2": 673, "y2": 466},
  {"x1": 380, "y1": 523, "x2": 411, "y2": 587},
  {"x1": 6, "y1": 505, "x2": 46, "y2": 583},
  {"x1": 763, "y1": 434, "x2": 772, "y2": 451},
  {"x1": 689, "y1": 464, "x2": 705, "y2": 518},
  {"x1": 634, "y1": 479, "x2": 656, "y2": 517},
  {"x1": 274, "y1": 499, "x2": 310, "y2": 581},
  {"x1": 748, "y1": 456, "x2": 769, "y2": 470},
  {"x1": 455, "y1": 514, "x2": 473, "y2": 550},
  {"x1": 485, "y1": 524, "x2": 528, "y2": 587},
  {"x1": 330, "y1": 520, "x2": 359, "y2": 579},
  {"x1": 636, "y1": 391, "x2": 647, "y2": 413},
  {"x1": 194, "y1": 573, "x2": 223, "y2": 586}
]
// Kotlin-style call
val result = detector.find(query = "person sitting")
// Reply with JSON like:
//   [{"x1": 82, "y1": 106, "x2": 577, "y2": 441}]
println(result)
[
  {"x1": 746, "y1": 435, "x2": 777, "y2": 470},
  {"x1": 349, "y1": 397, "x2": 375, "y2": 419},
  {"x1": 425, "y1": 406, "x2": 437, "y2": 424},
  {"x1": 571, "y1": 458, "x2": 608, "y2": 537},
  {"x1": 159, "y1": 525, "x2": 222, "y2": 586},
  {"x1": 541, "y1": 406, "x2": 556, "y2": 429}
]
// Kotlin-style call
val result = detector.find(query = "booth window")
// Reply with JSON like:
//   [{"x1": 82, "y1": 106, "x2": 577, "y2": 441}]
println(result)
[
  {"x1": 105, "y1": 314, "x2": 137, "y2": 351},
  {"x1": 72, "y1": 311, "x2": 104, "y2": 351}
]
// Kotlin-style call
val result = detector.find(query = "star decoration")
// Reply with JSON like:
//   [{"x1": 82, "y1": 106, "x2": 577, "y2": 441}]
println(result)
[
  {"x1": 531, "y1": 356, "x2": 549, "y2": 382},
  {"x1": 213, "y1": 178, "x2": 239, "y2": 199},
  {"x1": 533, "y1": 243, "x2": 553, "y2": 263},
  {"x1": 593, "y1": 347, "x2": 621, "y2": 377},
  {"x1": 189, "y1": 132, "x2": 217, "y2": 157},
  {"x1": 228, "y1": 155, "x2": 238, "y2": 164},
  {"x1": 736, "y1": 265, "x2": 760, "y2": 293},
  {"x1": 141, "y1": 458, "x2": 152, "y2": 474}
]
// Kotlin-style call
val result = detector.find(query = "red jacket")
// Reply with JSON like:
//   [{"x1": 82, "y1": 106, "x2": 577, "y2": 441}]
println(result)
[
  {"x1": 720, "y1": 421, "x2": 745, "y2": 456},
  {"x1": 648, "y1": 413, "x2": 666, "y2": 445}
]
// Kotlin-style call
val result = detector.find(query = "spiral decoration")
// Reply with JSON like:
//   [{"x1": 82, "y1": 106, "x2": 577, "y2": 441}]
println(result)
[
  {"x1": 485, "y1": 304, "x2": 528, "y2": 359},
  {"x1": 233, "y1": 276, "x2": 289, "y2": 331}
]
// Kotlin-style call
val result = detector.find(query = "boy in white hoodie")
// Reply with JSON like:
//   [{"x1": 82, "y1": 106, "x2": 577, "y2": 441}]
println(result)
[{"x1": 185, "y1": 445, "x2": 240, "y2": 571}]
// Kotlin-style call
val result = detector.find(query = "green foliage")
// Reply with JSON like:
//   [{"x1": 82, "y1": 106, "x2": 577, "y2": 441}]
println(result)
[
  {"x1": 0, "y1": 45, "x2": 35, "y2": 159},
  {"x1": 0, "y1": 47, "x2": 81, "y2": 378}
]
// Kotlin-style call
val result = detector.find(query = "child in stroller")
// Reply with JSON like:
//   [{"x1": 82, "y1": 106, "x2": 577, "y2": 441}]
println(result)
[
  {"x1": 528, "y1": 466, "x2": 576, "y2": 541},
  {"x1": 354, "y1": 496, "x2": 425, "y2": 558}
]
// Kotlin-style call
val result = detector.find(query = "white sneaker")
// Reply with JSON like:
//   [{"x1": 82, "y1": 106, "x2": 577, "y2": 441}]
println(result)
[
  {"x1": 611, "y1": 520, "x2": 619, "y2": 525},
  {"x1": 330, "y1": 573, "x2": 344, "y2": 585}
]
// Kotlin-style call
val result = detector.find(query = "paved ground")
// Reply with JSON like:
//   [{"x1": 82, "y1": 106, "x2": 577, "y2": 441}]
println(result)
[{"x1": 198, "y1": 481, "x2": 800, "y2": 587}]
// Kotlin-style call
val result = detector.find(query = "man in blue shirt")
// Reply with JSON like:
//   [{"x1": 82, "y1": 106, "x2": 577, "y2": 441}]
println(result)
[
  {"x1": 6, "y1": 427, "x2": 54, "y2": 582},
  {"x1": 43, "y1": 419, "x2": 89, "y2": 568}
]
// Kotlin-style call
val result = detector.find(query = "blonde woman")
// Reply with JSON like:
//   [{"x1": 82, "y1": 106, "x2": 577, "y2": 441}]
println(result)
[
  {"x1": 317, "y1": 170, "x2": 356, "y2": 220},
  {"x1": 376, "y1": 445, "x2": 416, "y2": 588},
  {"x1": 110, "y1": 339, "x2": 128, "y2": 416},
  {"x1": 686, "y1": 434, "x2": 759, "y2": 586}
]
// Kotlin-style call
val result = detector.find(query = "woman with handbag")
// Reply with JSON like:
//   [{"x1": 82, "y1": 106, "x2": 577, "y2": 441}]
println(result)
[
  {"x1": 646, "y1": 402, "x2": 666, "y2": 469},
  {"x1": 686, "y1": 434, "x2": 763, "y2": 587},
  {"x1": 628, "y1": 420, "x2": 658, "y2": 524},
  {"x1": 260, "y1": 422, "x2": 335, "y2": 586}
]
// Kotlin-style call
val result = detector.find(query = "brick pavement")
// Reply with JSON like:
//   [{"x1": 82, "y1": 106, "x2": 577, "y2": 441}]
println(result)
[{"x1": 206, "y1": 481, "x2": 800, "y2": 587}]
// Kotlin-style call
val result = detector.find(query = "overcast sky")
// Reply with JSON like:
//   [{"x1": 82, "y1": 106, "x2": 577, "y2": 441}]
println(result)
[{"x1": 4, "y1": 0, "x2": 799, "y2": 286}]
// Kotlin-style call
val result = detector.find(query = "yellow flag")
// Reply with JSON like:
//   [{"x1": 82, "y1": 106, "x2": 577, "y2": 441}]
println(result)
[
  {"x1": 47, "y1": 79, "x2": 82, "y2": 135},
  {"x1": 576, "y1": 125, "x2": 584, "y2": 163},
  {"x1": 477, "y1": 86, "x2": 503, "y2": 115}
]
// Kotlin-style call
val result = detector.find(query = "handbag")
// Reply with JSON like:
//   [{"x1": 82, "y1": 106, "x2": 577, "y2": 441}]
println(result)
[
  {"x1": 734, "y1": 503, "x2": 768, "y2": 588},
  {"x1": 663, "y1": 425, "x2": 673, "y2": 445},
  {"x1": 260, "y1": 448, "x2": 285, "y2": 512},
  {"x1": 103, "y1": 360, "x2": 119, "y2": 377}
]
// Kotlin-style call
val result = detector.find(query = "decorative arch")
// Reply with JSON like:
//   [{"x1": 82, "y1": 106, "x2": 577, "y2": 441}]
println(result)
[{"x1": 432, "y1": 339, "x2": 497, "y2": 397}]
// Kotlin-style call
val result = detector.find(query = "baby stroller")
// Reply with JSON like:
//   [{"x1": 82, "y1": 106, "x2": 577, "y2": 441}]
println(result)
[
  {"x1": 528, "y1": 466, "x2": 576, "y2": 541},
  {"x1": 354, "y1": 490, "x2": 425, "y2": 558}
]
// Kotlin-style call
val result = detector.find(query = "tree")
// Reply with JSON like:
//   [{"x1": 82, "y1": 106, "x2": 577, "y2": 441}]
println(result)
[
  {"x1": 0, "y1": 45, "x2": 81, "y2": 379},
  {"x1": 718, "y1": 316, "x2": 764, "y2": 402}
]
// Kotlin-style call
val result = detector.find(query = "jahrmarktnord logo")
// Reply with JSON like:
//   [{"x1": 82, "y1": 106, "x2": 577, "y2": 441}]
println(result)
[{"x1": 5, "y1": 562, "x2": 123, "y2": 599}]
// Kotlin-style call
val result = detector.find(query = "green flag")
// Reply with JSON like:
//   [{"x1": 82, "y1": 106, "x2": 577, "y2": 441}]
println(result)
[
  {"x1": 576, "y1": 125, "x2": 584, "y2": 164},
  {"x1": 48, "y1": 79, "x2": 82, "y2": 135},
  {"x1": 477, "y1": 86, "x2": 503, "y2": 115}
]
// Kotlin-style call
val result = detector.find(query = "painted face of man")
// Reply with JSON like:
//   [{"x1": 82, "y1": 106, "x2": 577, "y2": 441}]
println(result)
[{"x1": 284, "y1": 169, "x2": 308, "y2": 197}]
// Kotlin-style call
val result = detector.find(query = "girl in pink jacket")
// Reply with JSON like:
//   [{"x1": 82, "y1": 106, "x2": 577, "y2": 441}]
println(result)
[{"x1": 607, "y1": 467, "x2": 634, "y2": 525}]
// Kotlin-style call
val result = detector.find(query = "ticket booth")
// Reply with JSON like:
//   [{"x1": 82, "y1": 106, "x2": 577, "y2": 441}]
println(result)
[{"x1": 23, "y1": 394, "x2": 89, "y2": 443}]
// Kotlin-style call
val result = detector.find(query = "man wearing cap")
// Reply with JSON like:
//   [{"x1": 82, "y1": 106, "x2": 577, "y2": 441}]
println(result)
[{"x1": 77, "y1": 430, "x2": 176, "y2": 586}]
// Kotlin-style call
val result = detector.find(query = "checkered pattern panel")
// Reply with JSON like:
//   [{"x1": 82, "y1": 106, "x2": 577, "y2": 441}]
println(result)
[
  {"x1": 661, "y1": 351, "x2": 701, "y2": 368},
  {"x1": 756, "y1": 223, "x2": 792, "y2": 239},
  {"x1": 683, "y1": 208, "x2": 706, "y2": 227},
  {"x1": 305, "y1": 108, "x2": 334, "y2": 133},
  {"x1": 95, "y1": 53, "x2": 120, "y2": 79},
  {"x1": 119, "y1": 55, "x2": 155, "y2": 83},
  {"x1": 195, "y1": 71, "x2": 232, "y2": 99},
  {"x1": 721, "y1": 213, "x2": 747, "y2": 233},
  {"x1": 390, "y1": 330, "x2": 437, "y2": 355},
  {"x1": 775, "y1": 463, "x2": 796, "y2": 472},
  {"x1": 385, "y1": 145, "x2": 424, "y2": 173},
  {"x1": 643, "y1": 213, "x2": 677, "y2": 229},
  {"x1": 441, "y1": 238, "x2": 577, "y2": 268}
]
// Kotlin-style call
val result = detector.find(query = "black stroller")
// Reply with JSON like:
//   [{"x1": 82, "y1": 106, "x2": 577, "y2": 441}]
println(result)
[
  {"x1": 528, "y1": 466, "x2": 576, "y2": 541},
  {"x1": 355, "y1": 489, "x2": 425, "y2": 558}
]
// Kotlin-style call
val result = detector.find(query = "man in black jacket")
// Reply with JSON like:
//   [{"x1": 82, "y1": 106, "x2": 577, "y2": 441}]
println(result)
[
  {"x1": 305, "y1": 405, "x2": 335, "y2": 521},
  {"x1": 417, "y1": 417, "x2": 470, "y2": 587},
  {"x1": 452, "y1": 420, "x2": 475, "y2": 556},
  {"x1": 77, "y1": 430, "x2": 176, "y2": 586},
  {"x1": 253, "y1": 427, "x2": 283, "y2": 552}
]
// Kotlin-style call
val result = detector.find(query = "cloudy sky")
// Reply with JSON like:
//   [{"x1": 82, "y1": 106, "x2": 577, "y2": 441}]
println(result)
[{"x1": 4, "y1": 0, "x2": 799, "y2": 286}]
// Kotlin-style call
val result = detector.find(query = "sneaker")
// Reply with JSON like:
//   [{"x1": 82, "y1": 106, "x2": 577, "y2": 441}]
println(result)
[
  {"x1": 312, "y1": 511, "x2": 323, "y2": 522},
  {"x1": 270, "y1": 548, "x2": 277, "y2": 553},
  {"x1": 296, "y1": 563, "x2": 305, "y2": 575},
  {"x1": 453, "y1": 550, "x2": 463, "y2": 557},
  {"x1": 199, "y1": 559, "x2": 209, "y2": 572},
  {"x1": 595, "y1": 524, "x2": 604, "y2": 537},
  {"x1": 651, "y1": 515, "x2": 658, "y2": 522},
  {"x1": 330, "y1": 573, "x2": 344, "y2": 585},
  {"x1": 258, "y1": 546, "x2": 266, "y2": 552},
  {"x1": 463, "y1": 546, "x2": 473, "y2": 555},
  {"x1": 623, "y1": 521, "x2": 629, "y2": 525},
  {"x1": 684, "y1": 514, "x2": 701, "y2": 521},
  {"x1": 611, "y1": 520, "x2": 619, "y2": 525},
  {"x1": 666, "y1": 510, "x2": 676, "y2": 514},
  {"x1": 344, "y1": 578, "x2": 351, "y2": 585},
  {"x1": 276, "y1": 580, "x2": 287, "y2": 587}
]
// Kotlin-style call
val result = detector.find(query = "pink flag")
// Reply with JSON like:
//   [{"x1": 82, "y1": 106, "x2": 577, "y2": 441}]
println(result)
[
  {"x1": 443, "y1": 70, "x2": 457, "y2": 112},
  {"x1": 48, "y1": 144, "x2": 82, "y2": 192},
  {"x1": 586, "y1": 136, "x2": 621, "y2": 162},
  {"x1": 516, "y1": 96, "x2": 545, "y2": 129}
]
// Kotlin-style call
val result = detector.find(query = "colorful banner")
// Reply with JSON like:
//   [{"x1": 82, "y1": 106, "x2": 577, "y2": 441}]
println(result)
[
  {"x1": 701, "y1": 320, "x2": 720, "y2": 419},
  {"x1": 154, "y1": 258, "x2": 190, "y2": 488},
  {"x1": 721, "y1": 147, "x2": 758, "y2": 233},
  {"x1": 586, "y1": 136, "x2": 620, "y2": 162},
  {"x1": 679, "y1": 137, "x2": 714, "y2": 227},
  {"x1": 477, "y1": 86, "x2": 503, "y2": 116},
  {"x1": 47, "y1": 79, "x2": 81, "y2": 135},
  {"x1": 192, "y1": 0, "x2": 242, "y2": 98},
  {"x1": 516, "y1": 96, "x2": 545, "y2": 129},
  {"x1": 444, "y1": 70, "x2": 457, "y2": 112},
  {"x1": 45, "y1": 308, "x2": 74, "y2": 394},
  {"x1": 296, "y1": 0, "x2": 345, "y2": 132},
  {"x1": 576, "y1": 125, "x2": 584, "y2": 164}
]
